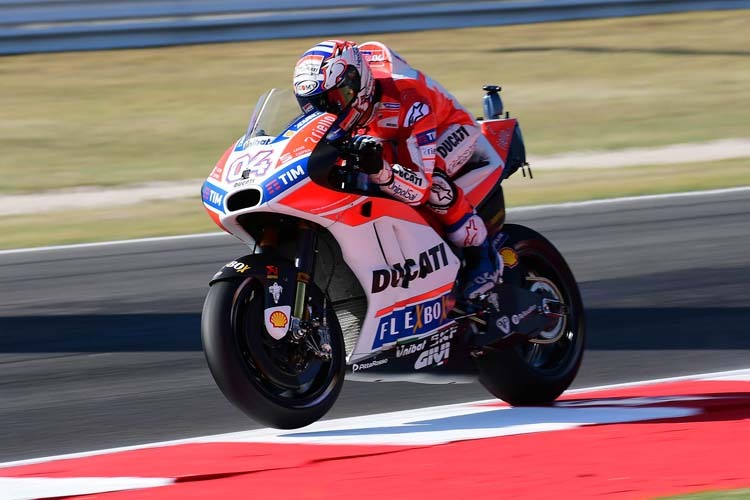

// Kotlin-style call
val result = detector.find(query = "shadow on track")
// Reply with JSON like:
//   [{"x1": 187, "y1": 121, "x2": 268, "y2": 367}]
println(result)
[
  {"x1": 0, "y1": 314, "x2": 202, "y2": 352},
  {"x1": 0, "y1": 307, "x2": 748, "y2": 353},
  {"x1": 586, "y1": 307, "x2": 750, "y2": 350}
]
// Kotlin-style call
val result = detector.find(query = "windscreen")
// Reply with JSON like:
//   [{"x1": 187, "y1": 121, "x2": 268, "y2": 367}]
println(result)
[{"x1": 245, "y1": 88, "x2": 304, "y2": 140}]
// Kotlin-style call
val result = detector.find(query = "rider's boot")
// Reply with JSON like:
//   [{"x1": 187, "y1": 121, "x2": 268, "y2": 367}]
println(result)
[
  {"x1": 445, "y1": 213, "x2": 504, "y2": 303},
  {"x1": 461, "y1": 237, "x2": 503, "y2": 302}
]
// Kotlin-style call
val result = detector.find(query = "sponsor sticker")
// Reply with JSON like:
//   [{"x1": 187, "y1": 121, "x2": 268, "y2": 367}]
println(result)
[
  {"x1": 500, "y1": 247, "x2": 519, "y2": 268},
  {"x1": 416, "y1": 128, "x2": 437, "y2": 146},
  {"x1": 264, "y1": 305, "x2": 291, "y2": 340},
  {"x1": 404, "y1": 102, "x2": 430, "y2": 127},
  {"x1": 512, "y1": 305, "x2": 537, "y2": 325},
  {"x1": 294, "y1": 80, "x2": 319, "y2": 96},
  {"x1": 371, "y1": 243, "x2": 450, "y2": 293},
  {"x1": 268, "y1": 282, "x2": 283, "y2": 304},
  {"x1": 377, "y1": 117, "x2": 399, "y2": 129},
  {"x1": 264, "y1": 161, "x2": 308, "y2": 199},
  {"x1": 292, "y1": 111, "x2": 325, "y2": 132},
  {"x1": 393, "y1": 166, "x2": 424, "y2": 187},
  {"x1": 294, "y1": 55, "x2": 324, "y2": 79},
  {"x1": 269, "y1": 310, "x2": 288, "y2": 328},
  {"x1": 396, "y1": 339, "x2": 426, "y2": 358},
  {"x1": 266, "y1": 265, "x2": 279, "y2": 279},
  {"x1": 428, "y1": 174, "x2": 455, "y2": 211},
  {"x1": 496, "y1": 315, "x2": 511, "y2": 335},
  {"x1": 362, "y1": 49, "x2": 387, "y2": 65},
  {"x1": 202, "y1": 182, "x2": 227, "y2": 213},
  {"x1": 372, "y1": 293, "x2": 452, "y2": 349},
  {"x1": 414, "y1": 329, "x2": 453, "y2": 370},
  {"x1": 352, "y1": 358, "x2": 388, "y2": 372},
  {"x1": 224, "y1": 260, "x2": 250, "y2": 274},
  {"x1": 436, "y1": 125, "x2": 470, "y2": 159}
]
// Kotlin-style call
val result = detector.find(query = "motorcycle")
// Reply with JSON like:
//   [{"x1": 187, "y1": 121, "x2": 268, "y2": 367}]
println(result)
[{"x1": 200, "y1": 86, "x2": 585, "y2": 429}]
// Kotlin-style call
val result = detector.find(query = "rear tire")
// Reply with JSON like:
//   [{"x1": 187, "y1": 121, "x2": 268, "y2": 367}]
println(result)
[
  {"x1": 475, "y1": 224, "x2": 585, "y2": 404},
  {"x1": 202, "y1": 278, "x2": 345, "y2": 429}
]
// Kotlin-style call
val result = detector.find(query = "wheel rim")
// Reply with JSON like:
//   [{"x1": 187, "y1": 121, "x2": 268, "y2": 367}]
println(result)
[
  {"x1": 230, "y1": 279, "x2": 342, "y2": 409},
  {"x1": 528, "y1": 275, "x2": 567, "y2": 343},
  {"x1": 513, "y1": 246, "x2": 583, "y2": 374}
]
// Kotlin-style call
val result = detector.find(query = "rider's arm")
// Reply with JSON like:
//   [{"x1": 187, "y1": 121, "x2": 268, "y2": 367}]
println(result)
[{"x1": 368, "y1": 95, "x2": 437, "y2": 206}]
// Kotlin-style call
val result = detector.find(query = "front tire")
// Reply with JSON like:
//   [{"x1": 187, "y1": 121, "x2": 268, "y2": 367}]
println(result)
[
  {"x1": 475, "y1": 224, "x2": 586, "y2": 404},
  {"x1": 202, "y1": 278, "x2": 345, "y2": 429}
]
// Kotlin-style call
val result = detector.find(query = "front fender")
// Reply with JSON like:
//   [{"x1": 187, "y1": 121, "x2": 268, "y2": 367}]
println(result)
[{"x1": 209, "y1": 253, "x2": 296, "y2": 311}]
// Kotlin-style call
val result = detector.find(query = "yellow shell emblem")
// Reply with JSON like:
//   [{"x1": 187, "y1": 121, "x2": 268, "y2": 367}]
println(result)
[
  {"x1": 500, "y1": 247, "x2": 519, "y2": 268},
  {"x1": 269, "y1": 310, "x2": 288, "y2": 328}
]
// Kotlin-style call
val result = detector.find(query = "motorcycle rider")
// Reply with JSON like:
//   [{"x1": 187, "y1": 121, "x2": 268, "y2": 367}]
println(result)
[{"x1": 293, "y1": 39, "x2": 504, "y2": 301}]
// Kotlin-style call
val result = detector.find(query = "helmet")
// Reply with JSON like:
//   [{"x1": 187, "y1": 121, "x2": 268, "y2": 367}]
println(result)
[{"x1": 293, "y1": 40, "x2": 376, "y2": 135}]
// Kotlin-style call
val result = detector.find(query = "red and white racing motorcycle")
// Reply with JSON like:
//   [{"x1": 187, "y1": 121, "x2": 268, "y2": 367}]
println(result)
[{"x1": 201, "y1": 86, "x2": 585, "y2": 429}]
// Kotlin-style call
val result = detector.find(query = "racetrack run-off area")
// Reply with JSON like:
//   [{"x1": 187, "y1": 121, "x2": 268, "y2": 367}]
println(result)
[
  {"x1": 1, "y1": 186, "x2": 748, "y2": 498},
  {"x1": 1, "y1": 138, "x2": 748, "y2": 217},
  {"x1": 1, "y1": 369, "x2": 749, "y2": 499}
]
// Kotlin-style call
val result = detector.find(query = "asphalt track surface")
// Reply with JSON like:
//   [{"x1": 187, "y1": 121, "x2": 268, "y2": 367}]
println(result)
[{"x1": 1, "y1": 189, "x2": 748, "y2": 463}]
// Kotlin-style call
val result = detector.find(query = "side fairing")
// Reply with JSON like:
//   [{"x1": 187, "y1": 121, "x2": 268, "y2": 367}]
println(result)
[{"x1": 322, "y1": 200, "x2": 461, "y2": 363}]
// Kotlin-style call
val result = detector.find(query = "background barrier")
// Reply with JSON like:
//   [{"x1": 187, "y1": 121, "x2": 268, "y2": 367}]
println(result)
[{"x1": 1, "y1": 0, "x2": 749, "y2": 55}]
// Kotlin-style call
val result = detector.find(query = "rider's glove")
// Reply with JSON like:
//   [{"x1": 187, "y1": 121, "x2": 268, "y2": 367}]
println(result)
[{"x1": 348, "y1": 135, "x2": 383, "y2": 174}]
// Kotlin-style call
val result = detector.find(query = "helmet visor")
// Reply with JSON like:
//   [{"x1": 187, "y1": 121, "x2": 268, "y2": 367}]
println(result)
[
  {"x1": 297, "y1": 84, "x2": 357, "y2": 115},
  {"x1": 297, "y1": 64, "x2": 361, "y2": 115}
]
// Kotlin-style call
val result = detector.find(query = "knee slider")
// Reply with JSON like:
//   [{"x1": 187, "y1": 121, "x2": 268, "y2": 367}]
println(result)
[{"x1": 426, "y1": 170, "x2": 457, "y2": 214}]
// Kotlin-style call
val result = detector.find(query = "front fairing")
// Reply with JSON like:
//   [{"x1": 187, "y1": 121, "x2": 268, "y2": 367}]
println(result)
[{"x1": 201, "y1": 89, "x2": 351, "y2": 242}]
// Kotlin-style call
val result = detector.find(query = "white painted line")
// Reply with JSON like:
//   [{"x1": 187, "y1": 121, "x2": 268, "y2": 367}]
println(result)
[
  {"x1": 0, "y1": 181, "x2": 199, "y2": 217},
  {"x1": 2, "y1": 186, "x2": 747, "y2": 256},
  {"x1": 1, "y1": 367, "x2": 748, "y2": 470},
  {"x1": 0, "y1": 231, "x2": 228, "y2": 256},
  {"x1": 507, "y1": 186, "x2": 750, "y2": 213},
  {"x1": 565, "y1": 367, "x2": 750, "y2": 393},
  {"x1": 528, "y1": 138, "x2": 750, "y2": 170},
  {"x1": 0, "y1": 477, "x2": 174, "y2": 500}
]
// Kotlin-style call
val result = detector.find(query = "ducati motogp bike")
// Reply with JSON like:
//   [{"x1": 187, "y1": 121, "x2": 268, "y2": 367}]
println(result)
[{"x1": 201, "y1": 86, "x2": 585, "y2": 429}]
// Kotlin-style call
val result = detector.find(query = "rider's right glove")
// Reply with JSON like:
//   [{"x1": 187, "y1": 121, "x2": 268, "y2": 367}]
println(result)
[{"x1": 348, "y1": 135, "x2": 384, "y2": 175}]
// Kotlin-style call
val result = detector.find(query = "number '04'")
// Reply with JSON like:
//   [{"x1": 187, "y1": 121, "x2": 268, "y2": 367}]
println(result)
[{"x1": 227, "y1": 150, "x2": 274, "y2": 182}]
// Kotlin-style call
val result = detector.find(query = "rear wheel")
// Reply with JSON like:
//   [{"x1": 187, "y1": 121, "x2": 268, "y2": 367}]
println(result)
[
  {"x1": 202, "y1": 277, "x2": 345, "y2": 429},
  {"x1": 475, "y1": 224, "x2": 585, "y2": 404}
]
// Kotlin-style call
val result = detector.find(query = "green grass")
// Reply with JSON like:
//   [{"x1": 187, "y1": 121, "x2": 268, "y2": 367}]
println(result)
[
  {"x1": 0, "y1": 198, "x2": 216, "y2": 250},
  {"x1": 656, "y1": 488, "x2": 750, "y2": 499},
  {"x1": 1, "y1": 159, "x2": 746, "y2": 250},
  {"x1": 502, "y1": 157, "x2": 750, "y2": 206},
  {"x1": 1, "y1": 10, "x2": 749, "y2": 194}
]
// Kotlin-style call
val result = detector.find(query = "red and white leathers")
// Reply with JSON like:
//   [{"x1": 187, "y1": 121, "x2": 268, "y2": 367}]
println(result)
[{"x1": 356, "y1": 41, "x2": 503, "y2": 250}]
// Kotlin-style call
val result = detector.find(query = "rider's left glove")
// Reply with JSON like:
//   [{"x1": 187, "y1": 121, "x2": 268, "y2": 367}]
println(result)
[{"x1": 348, "y1": 135, "x2": 384, "y2": 174}]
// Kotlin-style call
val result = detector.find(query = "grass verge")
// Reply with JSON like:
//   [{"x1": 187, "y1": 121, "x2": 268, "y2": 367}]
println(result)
[
  {"x1": 1, "y1": 10, "x2": 749, "y2": 194},
  {"x1": 656, "y1": 489, "x2": 750, "y2": 499},
  {"x1": 1, "y1": 159, "x2": 746, "y2": 250},
  {"x1": 502, "y1": 158, "x2": 750, "y2": 206}
]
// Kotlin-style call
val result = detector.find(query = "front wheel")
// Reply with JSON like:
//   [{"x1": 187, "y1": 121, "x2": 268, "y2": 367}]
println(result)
[
  {"x1": 202, "y1": 277, "x2": 345, "y2": 429},
  {"x1": 475, "y1": 224, "x2": 586, "y2": 405}
]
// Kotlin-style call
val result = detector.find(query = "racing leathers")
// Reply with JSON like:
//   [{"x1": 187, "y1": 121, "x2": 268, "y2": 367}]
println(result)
[{"x1": 355, "y1": 41, "x2": 504, "y2": 299}]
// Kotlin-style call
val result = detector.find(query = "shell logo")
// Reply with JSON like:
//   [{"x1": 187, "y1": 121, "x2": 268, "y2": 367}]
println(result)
[
  {"x1": 500, "y1": 247, "x2": 519, "y2": 268},
  {"x1": 269, "y1": 310, "x2": 288, "y2": 328}
]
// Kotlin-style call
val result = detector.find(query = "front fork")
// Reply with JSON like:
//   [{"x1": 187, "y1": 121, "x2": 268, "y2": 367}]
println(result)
[
  {"x1": 293, "y1": 221, "x2": 317, "y2": 320},
  {"x1": 260, "y1": 221, "x2": 331, "y2": 358}
]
